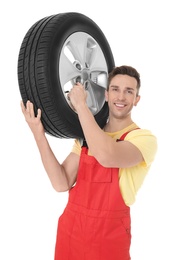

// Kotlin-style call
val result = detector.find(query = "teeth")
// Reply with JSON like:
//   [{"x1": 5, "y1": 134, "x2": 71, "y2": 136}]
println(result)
[{"x1": 115, "y1": 103, "x2": 125, "y2": 107}]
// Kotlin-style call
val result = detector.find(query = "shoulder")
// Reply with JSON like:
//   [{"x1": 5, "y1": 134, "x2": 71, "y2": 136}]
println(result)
[
  {"x1": 126, "y1": 128, "x2": 157, "y2": 139},
  {"x1": 125, "y1": 128, "x2": 158, "y2": 166},
  {"x1": 125, "y1": 128, "x2": 157, "y2": 144}
]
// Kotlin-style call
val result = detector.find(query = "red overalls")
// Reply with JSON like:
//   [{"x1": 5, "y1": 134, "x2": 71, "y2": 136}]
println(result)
[{"x1": 55, "y1": 133, "x2": 131, "y2": 260}]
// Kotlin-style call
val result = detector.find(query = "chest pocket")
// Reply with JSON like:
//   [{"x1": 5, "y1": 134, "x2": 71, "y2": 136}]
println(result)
[{"x1": 80, "y1": 155, "x2": 112, "y2": 183}]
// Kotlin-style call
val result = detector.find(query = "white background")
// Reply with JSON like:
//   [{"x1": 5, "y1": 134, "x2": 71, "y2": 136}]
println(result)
[{"x1": 1, "y1": 0, "x2": 180, "y2": 259}]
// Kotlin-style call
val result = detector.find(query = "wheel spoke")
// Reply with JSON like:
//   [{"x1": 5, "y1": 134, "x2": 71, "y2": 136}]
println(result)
[
  {"x1": 60, "y1": 50, "x2": 81, "y2": 86},
  {"x1": 86, "y1": 80, "x2": 106, "y2": 114},
  {"x1": 84, "y1": 37, "x2": 108, "y2": 71},
  {"x1": 90, "y1": 70, "x2": 107, "y2": 89},
  {"x1": 59, "y1": 32, "x2": 108, "y2": 115},
  {"x1": 65, "y1": 39, "x2": 85, "y2": 66},
  {"x1": 83, "y1": 36, "x2": 97, "y2": 68}
]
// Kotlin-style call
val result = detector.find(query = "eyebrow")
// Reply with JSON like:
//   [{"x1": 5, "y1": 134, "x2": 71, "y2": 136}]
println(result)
[
  {"x1": 110, "y1": 85, "x2": 135, "y2": 91},
  {"x1": 126, "y1": 87, "x2": 135, "y2": 91}
]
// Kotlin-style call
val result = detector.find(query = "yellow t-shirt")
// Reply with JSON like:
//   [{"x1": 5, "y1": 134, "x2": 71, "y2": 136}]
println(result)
[{"x1": 71, "y1": 123, "x2": 157, "y2": 206}]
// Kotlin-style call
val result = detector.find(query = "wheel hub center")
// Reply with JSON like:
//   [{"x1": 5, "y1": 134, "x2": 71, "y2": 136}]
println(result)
[{"x1": 81, "y1": 69, "x2": 89, "y2": 81}]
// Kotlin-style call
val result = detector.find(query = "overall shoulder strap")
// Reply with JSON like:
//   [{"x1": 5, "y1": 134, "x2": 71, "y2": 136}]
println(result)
[
  {"x1": 82, "y1": 139, "x2": 88, "y2": 148},
  {"x1": 116, "y1": 128, "x2": 140, "y2": 142}
]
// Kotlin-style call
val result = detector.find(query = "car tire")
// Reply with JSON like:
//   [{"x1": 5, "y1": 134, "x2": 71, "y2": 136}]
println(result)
[{"x1": 18, "y1": 12, "x2": 115, "y2": 139}]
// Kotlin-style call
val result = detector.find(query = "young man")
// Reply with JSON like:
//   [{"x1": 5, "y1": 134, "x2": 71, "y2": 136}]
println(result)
[{"x1": 21, "y1": 65, "x2": 157, "y2": 260}]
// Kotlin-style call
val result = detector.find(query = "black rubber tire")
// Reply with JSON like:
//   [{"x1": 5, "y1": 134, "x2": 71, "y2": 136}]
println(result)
[{"x1": 17, "y1": 12, "x2": 115, "y2": 139}]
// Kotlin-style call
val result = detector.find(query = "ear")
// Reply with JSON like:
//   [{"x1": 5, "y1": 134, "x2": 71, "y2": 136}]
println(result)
[
  {"x1": 105, "y1": 90, "x2": 108, "y2": 102},
  {"x1": 134, "y1": 95, "x2": 141, "y2": 106}
]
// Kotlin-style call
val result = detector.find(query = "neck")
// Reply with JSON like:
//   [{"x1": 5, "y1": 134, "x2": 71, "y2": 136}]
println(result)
[{"x1": 104, "y1": 117, "x2": 134, "y2": 132}]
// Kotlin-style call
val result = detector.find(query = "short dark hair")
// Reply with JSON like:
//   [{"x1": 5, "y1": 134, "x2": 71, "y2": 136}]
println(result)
[{"x1": 107, "y1": 65, "x2": 141, "y2": 95}]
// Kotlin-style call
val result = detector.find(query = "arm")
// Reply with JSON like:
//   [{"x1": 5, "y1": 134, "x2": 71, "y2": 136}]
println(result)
[
  {"x1": 69, "y1": 83, "x2": 143, "y2": 168},
  {"x1": 21, "y1": 100, "x2": 79, "y2": 191}
]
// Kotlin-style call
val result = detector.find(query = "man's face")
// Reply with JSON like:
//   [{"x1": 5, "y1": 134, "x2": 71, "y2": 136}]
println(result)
[{"x1": 105, "y1": 74, "x2": 140, "y2": 120}]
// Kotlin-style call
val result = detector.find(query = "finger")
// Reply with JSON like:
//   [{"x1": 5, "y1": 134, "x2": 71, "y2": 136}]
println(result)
[
  {"x1": 25, "y1": 100, "x2": 35, "y2": 118},
  {"x1": 76, "y1": 82, "x2": 83, "y2": 88},
  {"x1": 20, "y1": 100, "x2": 26, "y2": 114},
  {"x1": 26, "y1": 100, "x2": 31, "y2": 114},
  {"x1": 37, "y1": 108, "x2": 42, "y2": 119},
  {"x1": 29, "y1": 102, "x2": 35, "y2": 118}
]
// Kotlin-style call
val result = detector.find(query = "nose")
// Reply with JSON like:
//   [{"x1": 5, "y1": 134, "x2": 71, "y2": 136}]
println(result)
[{"x1": 117, "y1": 91, "x2": 126, "y2": 100}]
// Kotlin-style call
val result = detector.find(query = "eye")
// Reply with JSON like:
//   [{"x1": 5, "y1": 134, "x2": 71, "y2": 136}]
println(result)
[
  {"x1": 112, "y1": 87, "x2": 118, "y2": 91},
  {"x1": 126, "y1": 88, "x2": 134, "y2": 94}
]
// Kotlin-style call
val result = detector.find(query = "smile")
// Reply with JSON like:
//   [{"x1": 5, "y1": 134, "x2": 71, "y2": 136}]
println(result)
[{"x1": 114, "y1": 103, "x2": 126, "y2": 108}]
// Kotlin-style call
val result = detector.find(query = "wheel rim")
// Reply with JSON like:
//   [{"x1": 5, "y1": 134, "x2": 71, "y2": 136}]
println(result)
[{"x1": 59, "y1": 32, "x2": 108, "y2": 115}]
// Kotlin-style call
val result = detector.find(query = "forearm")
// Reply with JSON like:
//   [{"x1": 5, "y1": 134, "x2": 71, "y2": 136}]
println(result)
[
  {"x1": 68, "y1": 83, "x2": 114, "y2": 164},
  {"x1": 34, "y1": 133, "x2": 69, "y2": 191},
  {"x1": 21, "y1": 100, "x2": 74, "y2": 190},
  {"x1": 76, "y1": 104, "x2": 112, "y2": 163}
]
